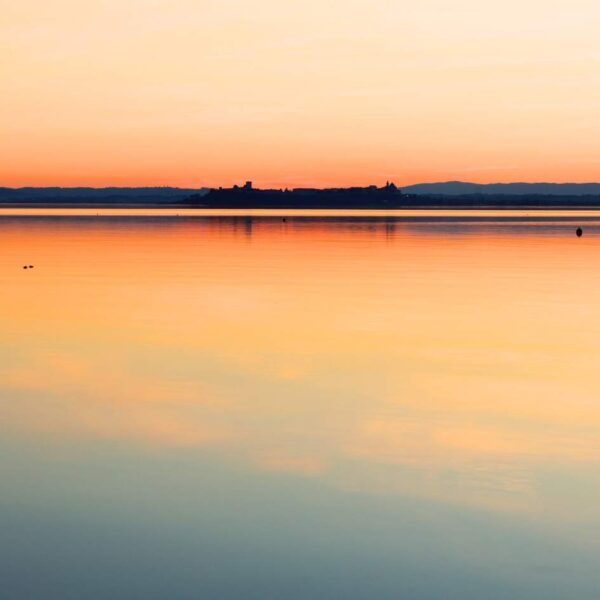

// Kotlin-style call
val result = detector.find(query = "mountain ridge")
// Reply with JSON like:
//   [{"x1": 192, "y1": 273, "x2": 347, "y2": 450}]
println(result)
[{"x1": 403, "y1": 182, "x2": 600, "y2": 195}]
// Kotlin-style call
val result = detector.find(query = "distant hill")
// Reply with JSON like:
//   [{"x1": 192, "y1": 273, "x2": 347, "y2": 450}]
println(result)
[
  {"x1": 0, "y1": 187, "x2": 209, "y2": 205},
  {"x1": 404, "y1": 182, "x2": 600, "y2": 196}
]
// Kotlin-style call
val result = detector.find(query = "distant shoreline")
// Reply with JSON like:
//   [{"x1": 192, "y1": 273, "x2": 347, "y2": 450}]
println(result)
[
  {"x1": 6, "y1": 182, "x2": 600, "y2": 209},
  {"x1": 5, "y1": 202, "x2": 600, "y2": 211}
]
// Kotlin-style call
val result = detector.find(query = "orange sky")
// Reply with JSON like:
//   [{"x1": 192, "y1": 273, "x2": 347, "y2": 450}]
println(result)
[{"x1": 3, "y1": 0, "x2": 600, "y2": 188}]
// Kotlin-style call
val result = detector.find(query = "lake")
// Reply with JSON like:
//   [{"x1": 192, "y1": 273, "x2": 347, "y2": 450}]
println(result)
[{"x1": 1, "y1": 209, "x2": 600, "y2": 599}]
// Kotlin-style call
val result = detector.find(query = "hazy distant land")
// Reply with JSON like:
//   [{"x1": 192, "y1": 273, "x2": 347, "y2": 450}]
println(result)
[
  {"x1": 5, "y1": 182, "x2": 600, "y2": 208},
  {"x1": 0, "y1": 187, "x2": 207, "y2": 206}
]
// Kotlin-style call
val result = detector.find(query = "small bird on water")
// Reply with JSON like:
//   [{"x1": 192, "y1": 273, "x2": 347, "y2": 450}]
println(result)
[{"x1": 576, "y1": 227, "x2": 583, "y2": 237}]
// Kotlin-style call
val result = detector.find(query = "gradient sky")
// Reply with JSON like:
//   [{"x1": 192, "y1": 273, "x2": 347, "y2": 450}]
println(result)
[{"x1": 3, "y1": 0, "x2": 600, "y2": 188}]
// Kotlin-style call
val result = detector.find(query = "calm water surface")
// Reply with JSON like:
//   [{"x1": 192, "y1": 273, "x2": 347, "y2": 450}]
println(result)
[{"x1": 1, "y1": 210, "x2": 600, "y2": 599}]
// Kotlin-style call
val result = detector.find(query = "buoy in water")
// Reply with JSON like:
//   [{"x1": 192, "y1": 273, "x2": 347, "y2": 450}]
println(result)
[{"x1": 576, "y1": 227, "x2": 583, "y2": 237}]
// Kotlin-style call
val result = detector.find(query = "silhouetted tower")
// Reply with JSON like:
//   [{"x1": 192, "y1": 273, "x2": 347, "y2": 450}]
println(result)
[{"x1": 244, "y1": 181, "x2": 253, "y2": 190}]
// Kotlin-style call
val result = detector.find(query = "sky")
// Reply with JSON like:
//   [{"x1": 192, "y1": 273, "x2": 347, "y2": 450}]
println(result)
[{"x1": 3, "y1": 0, "x2": 600, "y2": 188}]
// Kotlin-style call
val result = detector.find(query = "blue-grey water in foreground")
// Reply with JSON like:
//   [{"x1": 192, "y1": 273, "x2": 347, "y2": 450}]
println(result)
[{"x1": 1, "y1": 210, "x2": 600, "y2": 599}]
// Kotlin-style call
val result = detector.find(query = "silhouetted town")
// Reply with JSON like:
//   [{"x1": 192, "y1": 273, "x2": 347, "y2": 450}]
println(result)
[{"x1": 193, "y1": 181, "x2": 403, "y2": 209}]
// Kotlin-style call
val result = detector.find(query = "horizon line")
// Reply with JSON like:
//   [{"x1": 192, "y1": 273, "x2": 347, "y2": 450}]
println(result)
[{"x1": 7, "y1": 180, "x2": 600, "y2": 191}]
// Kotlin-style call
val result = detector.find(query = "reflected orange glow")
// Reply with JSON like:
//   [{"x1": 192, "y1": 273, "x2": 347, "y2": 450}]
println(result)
[{"x1": 2, "y1": 212, "x2": 600, "y2": 515}]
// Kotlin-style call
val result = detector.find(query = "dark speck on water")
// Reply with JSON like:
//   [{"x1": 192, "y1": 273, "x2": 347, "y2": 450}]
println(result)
[{"x1": 577, "y1": 227, "x2": 583, "y2": 237}]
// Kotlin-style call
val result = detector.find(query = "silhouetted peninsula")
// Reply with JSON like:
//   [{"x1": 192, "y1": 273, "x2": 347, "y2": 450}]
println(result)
[{"x1": 192, "y1": 181, "x2": 402, "y2": 209}]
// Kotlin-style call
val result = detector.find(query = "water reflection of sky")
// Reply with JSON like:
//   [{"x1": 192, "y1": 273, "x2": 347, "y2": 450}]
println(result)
[{"x1": 1, "y1": 212, "x2": 600, "y2": 598}]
